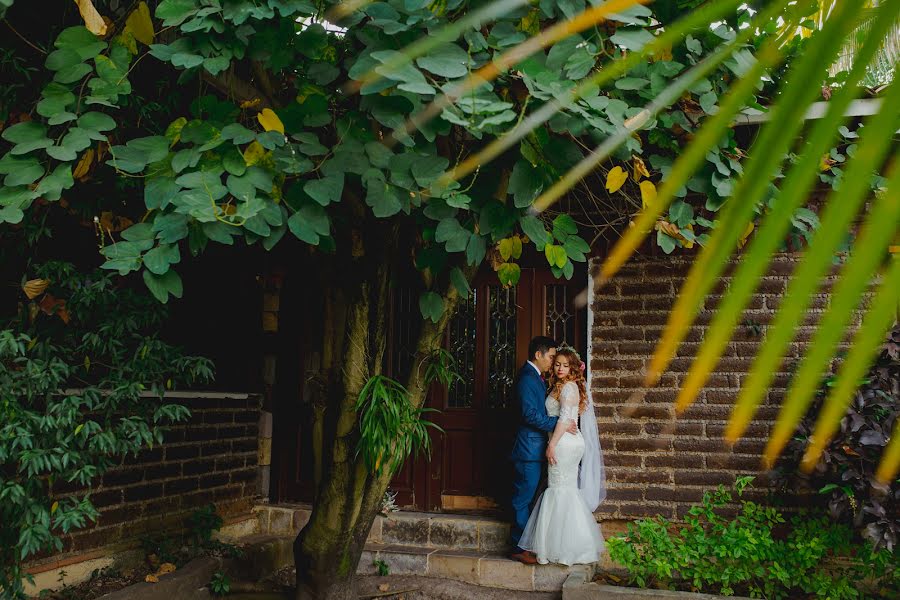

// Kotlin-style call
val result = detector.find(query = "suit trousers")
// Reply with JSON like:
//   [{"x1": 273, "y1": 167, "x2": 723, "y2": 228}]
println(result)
[{"x1": 510, "y1": 459, "x2": 543, "y2": 550}]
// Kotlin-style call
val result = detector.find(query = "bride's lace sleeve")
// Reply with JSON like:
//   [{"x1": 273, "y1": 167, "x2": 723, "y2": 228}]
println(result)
[{"x1": 559, "y1": 382, "x2": 580, "y2": 423}]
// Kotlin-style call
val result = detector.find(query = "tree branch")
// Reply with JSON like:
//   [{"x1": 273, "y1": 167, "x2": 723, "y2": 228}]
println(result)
[
  {"x1": 251, "y1": 61, "x2": 279, "y2": 106},
  {"x1": 201, "y1": 68, "x2": 274, "y2": 109}
]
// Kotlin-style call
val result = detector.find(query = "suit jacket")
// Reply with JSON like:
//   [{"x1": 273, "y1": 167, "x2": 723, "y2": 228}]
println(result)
[{"x1": 509, "y1": 362, "x2": 558, "y2": 462}]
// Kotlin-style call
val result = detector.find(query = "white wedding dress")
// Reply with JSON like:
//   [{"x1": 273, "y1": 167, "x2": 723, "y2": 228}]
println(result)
[{"x1": 518, "y1": 382, "x2": 605, "y2": 565}]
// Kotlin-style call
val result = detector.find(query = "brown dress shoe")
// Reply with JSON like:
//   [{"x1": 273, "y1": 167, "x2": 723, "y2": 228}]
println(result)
[{"x1": 510, "y1": 551, "x2": 538, "y2": 564}]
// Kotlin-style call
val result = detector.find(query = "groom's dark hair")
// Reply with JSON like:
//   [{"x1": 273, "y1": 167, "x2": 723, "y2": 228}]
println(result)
[{"x1": 528, "y1": 336, "x2": 557, "y2": 359}]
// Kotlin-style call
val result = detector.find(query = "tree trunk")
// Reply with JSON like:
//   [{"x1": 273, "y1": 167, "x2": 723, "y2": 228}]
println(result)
[{"x1": 292, "y1": 239, "x2": 471, "y2": 599}]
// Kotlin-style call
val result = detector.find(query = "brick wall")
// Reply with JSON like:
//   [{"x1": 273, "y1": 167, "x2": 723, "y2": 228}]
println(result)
[
  {"x1": 43, "y1": 392, "x2": 262, "y2": 562},
  {"x1": 588, "y1": 253, "x2": 850, "y2": 521}
]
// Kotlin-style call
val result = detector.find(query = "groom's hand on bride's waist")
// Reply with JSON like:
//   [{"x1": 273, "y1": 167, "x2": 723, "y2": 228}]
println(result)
[{"x1": 566, "y1": 421, "x2": 578, "y2": 434}]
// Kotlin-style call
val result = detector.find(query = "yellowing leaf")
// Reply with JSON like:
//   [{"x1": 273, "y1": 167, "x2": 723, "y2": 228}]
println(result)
[
  {"x1": 519, "y1": 9, "x2": 541, "y2": 36},
  {"x1": 125, "y1": 2, "x2": 154, "y2": 46},
  {"x1": 157, "y1": 563, "x2": 176, "y2": 575},
  {"x1": 257, "y1": 108, "x2": 284, "y2": 134},
  {"x1": 116, "y1": 31, "x2": 138, "y2": 55},
  {"x1": 22, "y1": 278, "x2": 49, "y2": 299},
  {"x1": 544, "y1": 243, "x2": 567, "y2": 268},
  {"x1": 74, "y1": 0, "x2": 107, "y2": 36},
  {"x1": 145, "y1": 575, "x2": 159, "y2": 584},
  {"x1": 296, "y1": 84, "x2": 326, "y2": 105},
  {"x1": 51, "y1": 501, "x2": 59, "y2": 514},
  {"x1": 632, "y1": 156, "x2": 650, "y2": 181},
  {"x1": 655, "y1": 220, "x2": 680, "y2": 238},
  {"x1": 165, "y1": 117, "x2": 187, "y2": 147},
  {"x1": 605, "y1": 166, "x2": 627, "y2": 193},
  {"x1": 681, "y1": 223, "x2": 695, "y2": 249},
  {"x1": 654, "y1": 42, "x2": 673, "y2": 62},
  {"x1": 639, "y1": 180, "x2": 657, "y2": 209},
  {"x1": 73, "y1": 149, "x2": 95, "y2": 179},
  {"x1": 738, "y1": 221, "x2": 755, "y2": 249},
  {"x1": 498, "y1": 236, "x2": 523, "y2": 261},
  {"x1": 243, "y1": 141, "x2": 268, "y2": 166},
  {"x1": 510, "y1": 236, "x2": 522, "y2": 259},
  {"x1": 240, "y1": 98, "x2": 261, "y2": 109},
  {"x1": 497, "y1": 262, "x2": 521, "y2": 287}
]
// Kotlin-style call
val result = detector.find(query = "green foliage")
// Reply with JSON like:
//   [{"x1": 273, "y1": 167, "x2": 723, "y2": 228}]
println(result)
[
  {"x1": 374, "y1": 559, "x2": 390, "y2": 577},
  {"x1": 188, "y1": 503, "x2": 225, "y2": 545},
  {"x1": 607, "y1": 477, "x2": 900, "y2": 598},
  {"x1": 422, "y1": 348, "x2": 462, "y2": 388},
  {"x1": 0, "y1": 263, "x2": 213, "y2": 599},
  {"x1": 0, "y1": 0, "x2": 854, "y2": 326},
  {"x1": 355, "y1": 375, "x2": 443, "y2": 476},
  {"x1": 778, "y1": 323, "x2": 900, "y2": 552},
  {"x1": 209, "y1": 571, "x2": 231, "y2": 596}
]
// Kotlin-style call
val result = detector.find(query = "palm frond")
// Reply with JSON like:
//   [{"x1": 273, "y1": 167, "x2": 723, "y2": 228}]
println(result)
[
  {"x1": 766, "y1": 158, "x2": 899, "y2": 465},
  {"x1": 676, "y1": 0, "x2": 900, "y2": 416},
  {"x1": 645, "y1": 0, "x2": 871, "y2": 391},
  {"x1": 726, "y1": 72, "x2": 900, "y2": 450},
  {"x1": 805, "y1": 252, "x2": 900, "y2": 476}
]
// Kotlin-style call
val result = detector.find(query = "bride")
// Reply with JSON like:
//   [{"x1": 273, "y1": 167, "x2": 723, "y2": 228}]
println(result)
[{"x1": 517, "y1": 345, "x2": 606, "y2": 565}]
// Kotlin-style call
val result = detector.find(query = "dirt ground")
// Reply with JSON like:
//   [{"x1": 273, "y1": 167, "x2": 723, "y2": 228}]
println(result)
[{"x1": 356, "y1": 574, "x2": 561, "y2": 600}]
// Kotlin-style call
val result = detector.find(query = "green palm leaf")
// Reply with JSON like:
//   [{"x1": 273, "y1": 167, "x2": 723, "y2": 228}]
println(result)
[
  {"x1": 644, "y1": 0, "x2": 870, "y2": 389},
  {"x1": 727, "y1": 73, "x2": 900, "y2": 458},
  {"x1": 806, "y1": 252, "x2": 900, "y2": 476},
  {"x1": 764, "y1": 160, "x2": 900, "y2": 465},
  {"x1": 675, "y1": 0, "x2": 900, "y2": 416}
]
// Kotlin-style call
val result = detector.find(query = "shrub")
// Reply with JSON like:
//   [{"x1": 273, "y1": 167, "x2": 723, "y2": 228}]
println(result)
[
  {"x1": 0, "y1": 263, "x2": 213, "y2": 599},
  {"x1": 607, "y1": 477, "x2": 899, "y2": 598},
  {"x1": 777, "y1": 323, "x2": 899, "y2": 551}
]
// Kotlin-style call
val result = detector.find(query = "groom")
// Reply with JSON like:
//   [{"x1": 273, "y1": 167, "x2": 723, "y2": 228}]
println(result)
[{"x1": 508, "y1": 336, "x2": 577, "y2": 564}]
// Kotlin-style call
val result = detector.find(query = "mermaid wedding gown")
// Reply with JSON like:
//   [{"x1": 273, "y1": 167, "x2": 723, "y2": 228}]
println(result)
[{"x1": 517, "y1": 382, "x2": 605, "y2": 565}]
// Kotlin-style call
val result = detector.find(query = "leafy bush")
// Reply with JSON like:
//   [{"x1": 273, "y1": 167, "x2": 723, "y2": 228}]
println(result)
[
  {"x1": 208, "y1": 571, "x2": 231, "y2": 597},
  {"x1": 778, "y1": 323, "x2": 899, "y2": 551},
  {"x1": 0, "y1": 263, "x2": 213, "y2": 599},
  {"x1": 607, "y1": 477, "x2": 899, "y2": 598},
  {"x1": 189, "y1": 503, "x2": 225, "y2": 546}
]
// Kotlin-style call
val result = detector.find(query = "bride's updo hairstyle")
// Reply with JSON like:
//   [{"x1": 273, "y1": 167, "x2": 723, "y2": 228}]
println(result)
[{"x1": 549, "y1": 346, "x2": 589, "y2": 415}]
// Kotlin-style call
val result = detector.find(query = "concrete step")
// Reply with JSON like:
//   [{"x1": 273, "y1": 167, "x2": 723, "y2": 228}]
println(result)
[
  {"x1": 359, "y1": 543, "x2": 596, "y2": 592},
  {"x1": 251, "y1": 505, "x2": 620, "y2": 592},
  {"x1": 253, "y1": 505, "x2": 512, "y2": 553}
]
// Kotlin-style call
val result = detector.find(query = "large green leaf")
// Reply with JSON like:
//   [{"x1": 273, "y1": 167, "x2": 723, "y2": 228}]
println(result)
[
  {"x1": 435, "y1": 218, "x2": 470, "y2": 253},
  {"x1": 143, "y1": 269, "x2": 184, "y2": 304},
  {"x1": 54, "y1": 26, "x2": 106, "y2": 60},
  {"x1": 143, "y1": 244, "x2": 182, "y2": 275},
  {"x1": 508, "y1": 161, "x2": 544, "y2": 208},
  {"x1": 304, "y1": 174, "x2": 344, "y2": 206},
  {"x1": 415, "y1": 44, "x2": 471, "y2": 78},
  {"x1": 0, "y1": 155, "x2": 44, "y2": 187},
  {"x1": 419, "y1": 291, "x2": 444, "y2": 323},
  {"x1": 34, "y1": 165, "x2": 74, "y2": 201}
]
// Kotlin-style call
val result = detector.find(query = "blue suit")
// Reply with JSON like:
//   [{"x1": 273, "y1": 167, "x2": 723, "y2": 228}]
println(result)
[{"x1": 509, "y1": 362, "x2": 558, "y2": 550}]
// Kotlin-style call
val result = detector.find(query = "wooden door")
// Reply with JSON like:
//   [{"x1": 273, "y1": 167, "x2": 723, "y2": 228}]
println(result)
[
  {"x1": 389, "y1": 267, "x2": 585, "y2": 511},
  {"x1": 272, "y1": 266, "x2": 586, "y2": 508}
]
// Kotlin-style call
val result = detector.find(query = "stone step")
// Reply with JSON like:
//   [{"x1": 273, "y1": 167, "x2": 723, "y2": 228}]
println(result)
[
  {"x1": 359, "y1": 543, "x2": 596, "y2": 593},
  {"x1": 251, "y1": 504, "x2": 621, "y2": 592},
  {"x1": 253, "y1": 505, "x2": 512, "y2": 553}
]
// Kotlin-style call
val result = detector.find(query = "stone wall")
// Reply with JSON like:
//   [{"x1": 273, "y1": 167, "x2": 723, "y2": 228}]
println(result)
[
  {"x1": 41, "y1": 392, "x2": 263, "y2": 563},
  {"x1": 588, "y1": 253, "x2": 848, "y2": 521}
]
